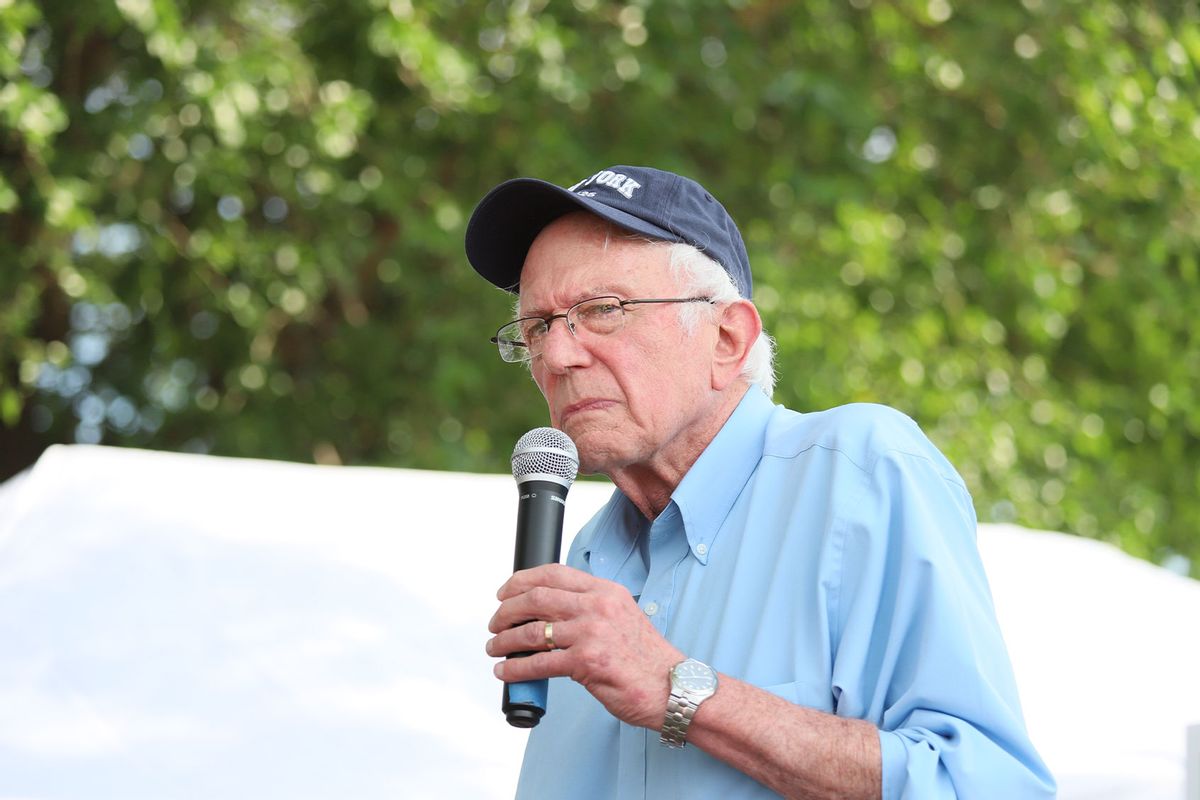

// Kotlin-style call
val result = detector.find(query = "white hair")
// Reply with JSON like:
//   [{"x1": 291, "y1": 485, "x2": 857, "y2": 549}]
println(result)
[{"x1": 661, "y1": 241, "x2": 777, "y2": 398}]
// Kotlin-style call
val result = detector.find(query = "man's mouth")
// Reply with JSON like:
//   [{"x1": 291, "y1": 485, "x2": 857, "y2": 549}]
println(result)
[{"x1": 559, "y1": 398, "x2": 616, "y2": 423}]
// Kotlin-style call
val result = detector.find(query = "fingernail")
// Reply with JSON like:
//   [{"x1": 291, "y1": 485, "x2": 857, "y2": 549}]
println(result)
[
  {"x1": 493, "y1": 662, "x2": 505, "y2": 679},
  {"x1": 485, "y1": 638, "x2": 494, "y2": 656}
]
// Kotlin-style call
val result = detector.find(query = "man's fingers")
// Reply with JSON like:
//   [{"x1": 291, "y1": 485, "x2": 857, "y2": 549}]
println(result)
[
  {"x1": 497, "y1": 563, "x2": 600, "y2": 600},
  {"x1": 487, "y1": 584, "x2": 583, "y2": 634},
  {"x1": 493, "y1": 648, "x2": 573, "y2": 682},
  {"x1": 487, "y1": 618, "x2": 570, "y2": 657}
]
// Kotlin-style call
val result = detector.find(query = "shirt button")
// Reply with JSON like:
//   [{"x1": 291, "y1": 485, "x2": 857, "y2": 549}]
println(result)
[
  {"x1": 644, "y1": 602, "x2": 659, "y2": 616},
  {"x1": 696, "y1": 543, "x2": 708, "y2": 556}
]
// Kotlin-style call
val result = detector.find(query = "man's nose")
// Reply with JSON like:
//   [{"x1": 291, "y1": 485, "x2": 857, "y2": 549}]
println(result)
[{"x1": 537, "y1": 317, "x2": 589, "y2": 372}]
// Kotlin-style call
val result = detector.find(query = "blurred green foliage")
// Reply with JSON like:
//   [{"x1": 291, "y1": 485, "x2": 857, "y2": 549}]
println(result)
[{"x1": 2, "y1": 0, "x2": 1198, "y2": 575}]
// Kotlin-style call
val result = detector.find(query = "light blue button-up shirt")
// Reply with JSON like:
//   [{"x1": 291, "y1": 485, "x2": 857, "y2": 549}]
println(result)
[{"x1": 515, "y1": 389, "x2": 1055, "y2": 799}]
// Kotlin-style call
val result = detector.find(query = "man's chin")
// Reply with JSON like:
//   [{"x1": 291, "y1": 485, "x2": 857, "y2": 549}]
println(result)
[
  {"x1": 576, "y1": 458, "x2": 614, "y2": 478},
  {"x1": 572, "y1": 434, "x2": 622, "y2": 477},
  {"x1": 557, "y1": 415, "x2": 601, "y2": 445}
]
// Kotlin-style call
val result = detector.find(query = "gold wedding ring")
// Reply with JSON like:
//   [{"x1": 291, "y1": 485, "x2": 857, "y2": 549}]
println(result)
[{"x1": 544, "y1": 621, "x2": 556, "y2": 650}]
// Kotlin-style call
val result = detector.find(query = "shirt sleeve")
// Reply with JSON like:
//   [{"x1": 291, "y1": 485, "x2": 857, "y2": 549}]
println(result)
[{"x1": 829, "y1": 442, "x2": 1056, "y2": 799}]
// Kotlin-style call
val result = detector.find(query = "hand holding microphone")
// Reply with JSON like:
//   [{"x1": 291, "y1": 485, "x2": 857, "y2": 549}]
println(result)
[{"x1": 502, "y1": 427, "x2": 578, "y2": 728}]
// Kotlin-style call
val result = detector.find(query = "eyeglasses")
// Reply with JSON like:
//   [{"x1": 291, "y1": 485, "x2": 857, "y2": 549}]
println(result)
[{"x1": 490, "y1": 295, "x2": 714, "y2": 363}]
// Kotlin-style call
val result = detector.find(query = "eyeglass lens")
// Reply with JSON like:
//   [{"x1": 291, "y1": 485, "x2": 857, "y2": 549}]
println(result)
[{"x1": 496, "y1": 297, "x2": 626, "y2": 362}]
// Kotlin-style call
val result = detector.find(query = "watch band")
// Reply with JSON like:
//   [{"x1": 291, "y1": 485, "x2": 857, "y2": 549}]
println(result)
[
  {"x1": 660, "y1": 690, "x2": 701, "y2": 748},
  {"x1": 660, "y1": 658, "x2": 717, "y2": 748}
]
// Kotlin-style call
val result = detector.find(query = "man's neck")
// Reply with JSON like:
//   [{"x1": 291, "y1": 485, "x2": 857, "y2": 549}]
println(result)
[{"x1": 606, "y1": 384, "x2": 751, "y2": 520}]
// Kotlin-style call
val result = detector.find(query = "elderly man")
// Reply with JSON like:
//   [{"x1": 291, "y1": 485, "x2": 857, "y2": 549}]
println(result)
[{"x1": 467, "y1": 165, "x2": 1054, "y2": 799}]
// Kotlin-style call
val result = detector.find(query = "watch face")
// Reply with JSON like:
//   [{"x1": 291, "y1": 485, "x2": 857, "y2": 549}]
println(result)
[{"x1": 674, "y1": 660, "x2": 716, "y2": 692}]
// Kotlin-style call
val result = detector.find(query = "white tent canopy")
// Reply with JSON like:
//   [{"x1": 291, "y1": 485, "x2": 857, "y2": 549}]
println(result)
[{"x1": 1, "y1": 445, "x2": 1197, "y2": 799}]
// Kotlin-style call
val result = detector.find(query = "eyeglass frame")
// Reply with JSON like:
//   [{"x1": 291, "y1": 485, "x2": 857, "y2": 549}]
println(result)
[{"x1": 489, "y1": 295, "x2": 715, "y2": 362}]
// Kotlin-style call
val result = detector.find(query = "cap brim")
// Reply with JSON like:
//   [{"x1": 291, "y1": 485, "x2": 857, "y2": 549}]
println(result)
[{"x1": 465, "y1": 177, "x2": 681, "y2": 293}]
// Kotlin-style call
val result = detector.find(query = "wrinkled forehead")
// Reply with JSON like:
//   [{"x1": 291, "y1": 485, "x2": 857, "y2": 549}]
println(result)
[{"x1": 517, "y1": 212, "x2": 676, "y2": 314}]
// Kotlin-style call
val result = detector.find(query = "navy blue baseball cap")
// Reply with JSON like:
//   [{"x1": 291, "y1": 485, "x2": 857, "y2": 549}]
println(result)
[{"x1": 465, "y1": 165, "x2": 753, "y2": 298}]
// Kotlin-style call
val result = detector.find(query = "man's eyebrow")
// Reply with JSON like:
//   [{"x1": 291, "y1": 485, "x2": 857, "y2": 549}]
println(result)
[{"x1": 520, "y1": 286, "x2": 630, "y2": 317}]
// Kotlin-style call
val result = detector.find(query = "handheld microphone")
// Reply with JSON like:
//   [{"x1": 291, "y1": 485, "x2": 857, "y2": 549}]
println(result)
[{"x1": 503, "y1": 427, "x2": 579, "y2": 728}]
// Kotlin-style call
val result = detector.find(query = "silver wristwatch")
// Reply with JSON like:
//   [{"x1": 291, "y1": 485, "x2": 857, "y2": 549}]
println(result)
[{"x1": 660, "y1": 657, "x2": 718, "y2": 748}]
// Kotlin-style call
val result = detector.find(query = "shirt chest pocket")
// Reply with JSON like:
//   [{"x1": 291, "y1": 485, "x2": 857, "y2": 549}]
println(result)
[{"x1": 761, "y1": 679, "x2": 836, "y2": 714}]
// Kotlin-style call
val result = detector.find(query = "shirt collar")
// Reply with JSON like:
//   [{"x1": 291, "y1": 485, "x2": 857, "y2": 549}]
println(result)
[
  {"x1": 577, "y1": 489, "x2": 646, "y2": 586},
  {"x1": 578, "y1": 387, "x2": 775, "y2": 570},
  {"x1": 671, "y1": 387, "x2": 774, "y2": 564}
]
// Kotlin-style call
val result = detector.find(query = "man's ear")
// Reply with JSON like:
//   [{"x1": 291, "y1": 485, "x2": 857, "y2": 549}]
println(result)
[{"x1": 711, "y1": 299, "x2": 762, "y2": 391}]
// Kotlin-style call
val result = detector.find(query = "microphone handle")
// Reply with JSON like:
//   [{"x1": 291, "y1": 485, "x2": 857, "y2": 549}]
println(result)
[
  {"x1": 504, "y1": 479, "x2": 567, "y2": 728},
  {"x1": 512, "y1": 480, "x2": 567, "y2": 571}
]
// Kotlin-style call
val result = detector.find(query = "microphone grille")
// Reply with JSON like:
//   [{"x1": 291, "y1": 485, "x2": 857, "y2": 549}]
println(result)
[{"x1": 511, "y1": 427, "x2": 579, "y2": 486}]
